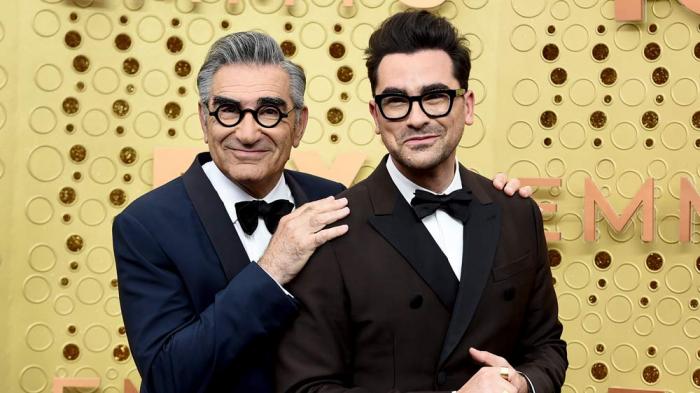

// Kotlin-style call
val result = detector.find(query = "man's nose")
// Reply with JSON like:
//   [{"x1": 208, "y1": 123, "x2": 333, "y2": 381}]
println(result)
[
  {"x1": 235, "y1": 111, "x2": 261, "y2": 144},
  {"x1": 406, "y1": 100, "x2": 429, "y2": 129}
]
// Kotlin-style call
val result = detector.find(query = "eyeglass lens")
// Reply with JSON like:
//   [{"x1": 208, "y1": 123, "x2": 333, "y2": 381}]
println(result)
[
  {"x1": 214, "y1": 105, "x2": 285, "y2": 128},
  {"x1": 380, "y1": 91, "x2": 453, "y2": 119}
]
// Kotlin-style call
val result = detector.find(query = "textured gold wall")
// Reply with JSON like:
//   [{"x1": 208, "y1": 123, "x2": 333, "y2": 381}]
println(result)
[{"x1": 0, "y1": 0, "x2": 699, "y2": 392}]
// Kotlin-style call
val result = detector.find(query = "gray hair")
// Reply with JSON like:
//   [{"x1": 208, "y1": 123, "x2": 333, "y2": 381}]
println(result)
[{"x1": 197, "y1": 31, "x2": 305, "y2": 121}]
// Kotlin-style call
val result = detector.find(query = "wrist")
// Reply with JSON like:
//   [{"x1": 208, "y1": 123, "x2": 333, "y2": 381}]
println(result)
[
  {"x1": 258, "y1": 258, "x2": 288, "y2": 285},
  {"x1": 516, "y1": 371, "x2": 532, "y2": 393}
]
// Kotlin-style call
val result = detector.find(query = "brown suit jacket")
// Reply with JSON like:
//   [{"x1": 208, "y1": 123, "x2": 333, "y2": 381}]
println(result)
[{"x1": 276, "y1": 159, "x2": 567, "y2": 393}]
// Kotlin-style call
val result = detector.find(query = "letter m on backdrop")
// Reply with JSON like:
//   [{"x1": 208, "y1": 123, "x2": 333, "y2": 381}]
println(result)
[
  {"x1": 616, "y1": 0, "x2": 700, "y2": 21},
  {"x1": 584, "y1": 178, "x2": 655, "y2": 242}
]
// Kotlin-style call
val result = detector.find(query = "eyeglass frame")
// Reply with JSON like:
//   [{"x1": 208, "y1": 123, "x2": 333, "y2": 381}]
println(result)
[
  {"x1": 208, "y1": 103, "x2": 295, "y2": 129},
  {"x1": 373, "y1": 88, "x2": 467, "y2": 121}
]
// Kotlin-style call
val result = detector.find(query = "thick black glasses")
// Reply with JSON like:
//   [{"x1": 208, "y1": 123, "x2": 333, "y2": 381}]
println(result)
[
  {"x1": 209, "y1": 104, "x2": 294, "y2": 128},
  {"x1": 374, "y1": 88, "x2": 466, "y2": 120}
]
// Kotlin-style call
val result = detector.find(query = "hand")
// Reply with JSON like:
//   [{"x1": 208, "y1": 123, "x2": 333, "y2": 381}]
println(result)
[
  {"x1": 492, "y1": 173, "x2": 532, "y2": 198},
  {"x1": 258, "y1": 196, "x2": 350, "y2": 284},
  {"x1": 454, "y1": 348, "x2": 527, "y2": 393}
]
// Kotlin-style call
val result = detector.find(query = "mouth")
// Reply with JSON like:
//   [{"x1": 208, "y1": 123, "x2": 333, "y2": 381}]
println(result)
[
  {"x1": 227, "y1": 147, "x2": 270, "y2": 160},
  {"x1": 403, "y1": 134, "x2": 440, "y2": 146}
]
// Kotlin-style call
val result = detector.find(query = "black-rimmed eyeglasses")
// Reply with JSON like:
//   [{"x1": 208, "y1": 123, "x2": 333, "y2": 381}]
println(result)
[
  {"x1": 374, "y1": 88, "x2": 466, "y2": 120},
  {"x1": 209, "y1": 104, "x2": 294, "y2": 128}
]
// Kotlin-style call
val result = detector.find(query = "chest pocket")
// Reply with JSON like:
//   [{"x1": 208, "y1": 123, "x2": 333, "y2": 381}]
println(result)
[{"x1": 491, "y1": 252, "x2": 533, "y2": 282}]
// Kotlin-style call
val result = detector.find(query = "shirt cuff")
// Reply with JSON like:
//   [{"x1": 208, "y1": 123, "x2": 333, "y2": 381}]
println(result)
[
  {"x1": 254, "y1": 261, "x2": 295, "y2": 298},
  {"x1": 518, "y1": 371, "x2": 535, "y2": 393}
]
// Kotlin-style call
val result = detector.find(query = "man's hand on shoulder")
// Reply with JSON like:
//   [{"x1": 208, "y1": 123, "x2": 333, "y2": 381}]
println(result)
[
  {"x1": 492, "y1": 173, "x2": 532, "y2": 198},
  {"x1": 258, "y1": 196, "x2": 350, "y2": 285},
  {"x1": 455, "y1": 348, "x2": 528, "y2": 393}
]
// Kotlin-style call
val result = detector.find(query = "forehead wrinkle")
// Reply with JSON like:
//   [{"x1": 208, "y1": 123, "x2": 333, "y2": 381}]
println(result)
[
  {"x1": 210, "y1": 64, "x2": 290, "y2": 107},
  {"x1": 212, "y1": 86, "x2": 288, "y2": 108}
]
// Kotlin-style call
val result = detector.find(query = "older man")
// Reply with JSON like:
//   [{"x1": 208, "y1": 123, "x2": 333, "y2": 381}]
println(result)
[
  {"x1": 114, "y1": 31, "x2": 529, "y2": 393},
  {"x1": 277, "y1": 11, "x2": 567, "y2": 393},
  {"x1": 114, "y1": 31, "x2": 350, "y2": 393}
]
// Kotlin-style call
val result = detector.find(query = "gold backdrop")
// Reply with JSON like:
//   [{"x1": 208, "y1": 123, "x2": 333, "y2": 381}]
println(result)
[{"x1": 0, "y1": 0, "x2": 699, "y2": 392}]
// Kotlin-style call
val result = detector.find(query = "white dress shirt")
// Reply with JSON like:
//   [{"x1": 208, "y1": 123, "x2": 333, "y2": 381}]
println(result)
[
  {"x1": 202, "y1": 161, "x2": 294, "y2": 289},
  {"x1": 386, "y1": 156, "x2": 464, "y2": 279}
]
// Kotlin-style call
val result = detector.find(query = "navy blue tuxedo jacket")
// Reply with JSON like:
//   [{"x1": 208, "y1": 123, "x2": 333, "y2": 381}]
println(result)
[{"x1": 113, "y1": 153, "x2": 345, "y2": 393}]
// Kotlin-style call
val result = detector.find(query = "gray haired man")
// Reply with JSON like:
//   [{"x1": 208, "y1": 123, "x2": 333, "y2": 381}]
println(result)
[
  {"x1": 114, "y1": 31, "x2": 350, "y2": 393},
  {"x1": 114, "y1": 31, "x2": 528, "y2": 393}
]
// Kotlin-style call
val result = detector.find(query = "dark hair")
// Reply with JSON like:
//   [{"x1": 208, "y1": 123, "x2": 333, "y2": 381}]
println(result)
[{"x1": 364, "y1": 11, "x2": 471, "y2": 94}]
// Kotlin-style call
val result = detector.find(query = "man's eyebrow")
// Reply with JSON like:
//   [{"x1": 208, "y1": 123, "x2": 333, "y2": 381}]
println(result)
[
  {"x1": 257, "y1": 96, "x2": 287, "y2": 108},
  {"x1": 378, "y1": 87, "x2": 407, "y2": 95},
  {"x1": 212, "y1": 96, "x2": 240, "y2": 107},
  {"x1": 420, "y1": 83, "x2": 450, "y2": 94},
  {"x1": 377, "y1": 84, "x2": 451, "y2": 96}
]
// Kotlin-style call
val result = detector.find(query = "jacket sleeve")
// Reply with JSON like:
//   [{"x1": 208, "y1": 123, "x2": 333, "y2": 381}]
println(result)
[
  {"x1": 513, "y1": 200, "x2": 568, "y2": 392},
  {"x1": 275, "y1": 242, "x2": 448, "y2": 393},
  {"x1": 114, "y1": 211, "x2": 298, "y2": 393}
]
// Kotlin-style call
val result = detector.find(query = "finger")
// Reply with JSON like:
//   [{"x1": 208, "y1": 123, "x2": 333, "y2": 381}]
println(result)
[
  {"x1": 312, "y1": 224, "x2": 349, "y2": 247},
  {"x1": 491, "y1": 373, "x2": 517, "y2": 393},
  {"x1": 503, "y1": 178, "x2": 521, "y2": 196},
  {"x1": 496, "y1": 366, "x2": 514, "y2": 382},
  {"x1": 289, "y1": 197, "x2": 347, "y2": 219},
  {"x1": 308, "y1": 197, "x2": 348, "y2": 213},
  {"x1": 469, "y1": 348, "x2": 508, "y2": 367},
  {"x1": 474, "y1": 370, "x2": 516, "y2": 393},
  {"x1": 309, "y1": 207, "x2": 350, "y2": 230},
  {"x1": 492, "y1": 173, "x2": 507, "y2": 189},
  {"x1": 517, "y1": 185, "x2": 533, "y2": 198}
]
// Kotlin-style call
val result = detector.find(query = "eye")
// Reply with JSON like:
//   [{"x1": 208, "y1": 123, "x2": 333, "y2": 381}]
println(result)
[
  {"x1": 423, "y1": 92, "x2": 448, "y2": 102},
  {"x1": 218, "y1": 104, "x2": 239, "y2": 113},
  {"x1": 383, "y1": 95, "x2": 408, "y2": 105},
  {"x1": 258, "y1": 106, "x2": 280, "y2": 116}
]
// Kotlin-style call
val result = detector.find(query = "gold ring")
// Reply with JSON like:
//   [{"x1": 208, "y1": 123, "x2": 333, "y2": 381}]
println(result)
[{"x1": 499, "y1": 367, "x2": 510, "y2": 380}]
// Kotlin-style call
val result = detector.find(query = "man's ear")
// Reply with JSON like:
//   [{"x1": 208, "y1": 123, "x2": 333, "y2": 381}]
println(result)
[
  {"x1": 463, "y1": 90, "x2": 475, "y2": 126},
  {"x1": 198, "y1": 103, "x2": 209, "y2": 144},
  {"x1": 369, "y1": 100, "x2": 381, "y2": 135},
  {"x1": 291, "y1": 106, "x2": 309, "y2": 148}
]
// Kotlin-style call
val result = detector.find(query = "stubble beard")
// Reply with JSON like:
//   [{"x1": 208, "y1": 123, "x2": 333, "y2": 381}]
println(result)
[{"x1": 391, "y1": 124, "x2": 454, "y2": 172}]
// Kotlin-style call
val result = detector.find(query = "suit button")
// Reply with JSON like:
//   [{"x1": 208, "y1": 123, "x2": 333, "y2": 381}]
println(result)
[
  {"x1": 503, "y1": 287, "x2": 515, "y2": 301},
  {"x1": 437, "y1": 371, "x2": 447, "y2": 385},
  {"x1": 409, "y1": 294, "x2": 423, "y2": 309}
]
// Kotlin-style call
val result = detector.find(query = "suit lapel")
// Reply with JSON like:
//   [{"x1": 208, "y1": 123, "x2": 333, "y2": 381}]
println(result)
[
  {"x1": 284, "y1": 171, "x2": 311, "y2": 207},
  {"x1": 182, "y1": 153, "x2": 250, "y2": 281},
  {"x1": 439, "y1": 167, "x2": 501, "y2": 365},
  {"x1": 367, "y1": 159, "x2": 459, "y2": 311}
]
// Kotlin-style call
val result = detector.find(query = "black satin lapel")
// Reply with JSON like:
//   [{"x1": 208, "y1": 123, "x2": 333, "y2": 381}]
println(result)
[
  {"x1": 284, "y1": 171, "x2": 310, "y2": 207},
  {"x1": 438, "y1": 201, "x2": 501, "y2": 365},
  {"x1": 368, "y1": 194, "x2": 459, "y2": 311},
  {"x1": 182, "y1": 154, "x2": 250, "y2": 281}
]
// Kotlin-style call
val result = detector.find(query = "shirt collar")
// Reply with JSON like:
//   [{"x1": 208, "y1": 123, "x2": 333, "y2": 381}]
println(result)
[
  {"x1": 386, "y1": 155, "x2": 462, "y2": 205},
  {"x1": 201, "y1": 161, "x2": 294, "y2": 223}
]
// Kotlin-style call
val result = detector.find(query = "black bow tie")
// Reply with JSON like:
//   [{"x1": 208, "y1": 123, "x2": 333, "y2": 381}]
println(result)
[
  {"x1": 410, "y1": 189, "x2": 472, "y2": 222},
  {"x1": 235, "y1": 199, "x2": 294, "y2": 235}
]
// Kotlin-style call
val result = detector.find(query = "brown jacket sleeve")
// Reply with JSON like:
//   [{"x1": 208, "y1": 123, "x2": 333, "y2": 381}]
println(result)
[{"x1": 511, "y1": 200, "x2": 568, "y2": 391}]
